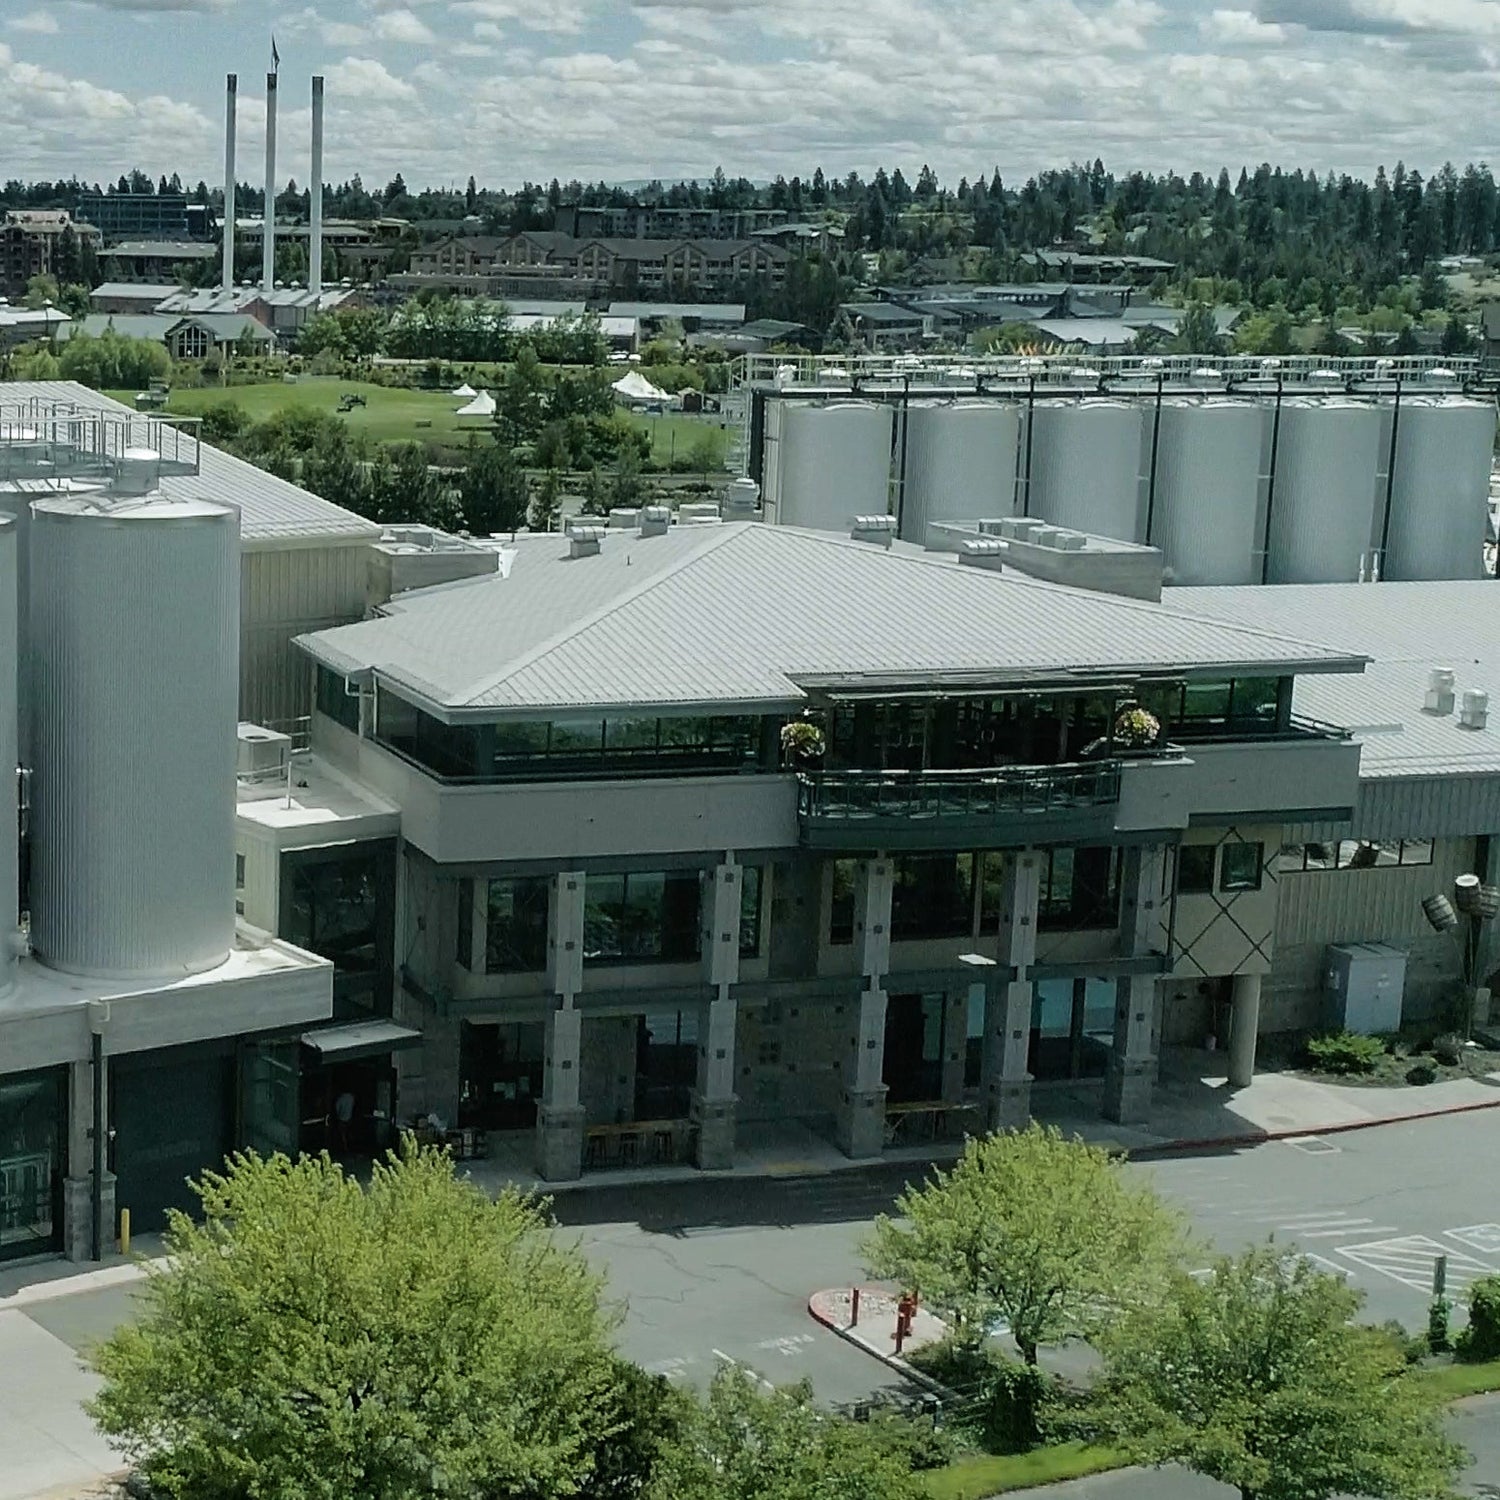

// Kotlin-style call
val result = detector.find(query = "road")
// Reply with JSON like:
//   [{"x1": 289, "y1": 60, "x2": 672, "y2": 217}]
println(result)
[{"x1": 12, "y1": 1110, "x2": 1500, "y2": 1493}]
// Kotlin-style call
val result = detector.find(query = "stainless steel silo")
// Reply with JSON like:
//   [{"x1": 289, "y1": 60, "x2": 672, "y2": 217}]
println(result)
[
  {"x1": 774, "y1": 401, "x2": 894, "y2": 532},
  {"x1": 0, "y1": 518, "x2": 17, "y2": 997},
  {"x1": 1151, "y1": 399, "x2": 1266, "y2": 586},
  {"x1": 1382, "y1": 396, "x2": 1497, "y2": 581},
  {"x1": 1265, "y1": 398, "x2": 1382, "y2": 584},
  {"x1": 30, "y1": 496, "x2": 240, "y2": 979},
  {"x1": 1027, "y1": 399, "x2": 1146, "y2": 542},
  {"x1": 899, "y1": 400, "x2": 1021, "y2": 544}
]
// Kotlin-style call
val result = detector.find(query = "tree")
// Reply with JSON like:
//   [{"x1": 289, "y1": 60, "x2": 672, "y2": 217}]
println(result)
[
  {"x1": 529, "y1": 466, "x2": 562, "y2": 532},
  {"x1": 1172, "y1": 300, "x2": 1224, "y2": 355},
  {"x1": 89, "y1": 1146, "x2": 628, "y2": 1500},
  {"x1": 864, "y1": 1125, "x2": 1185, "y2": 1365},
  {"x1": 1440, "y1": 313, "x2": 1474, "y2": 355},
  {"x1": 495, "y1": 343, "x2": 549, "y2": 449},
  {"x1": 458, "y1": 440, "x2": 528, "y2": 535},
  {"x1": 1093, "y1": 1245, "x2": 1465, "y2": 1500},
  {"x1": 650, "y1": 1367, "x2": 921, "y2": 1500}
]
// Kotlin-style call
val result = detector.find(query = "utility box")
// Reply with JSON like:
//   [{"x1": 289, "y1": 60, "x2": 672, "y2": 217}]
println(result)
[{"x1": 1324, "y1": 942, "x2": 1407, "y2": 1034}]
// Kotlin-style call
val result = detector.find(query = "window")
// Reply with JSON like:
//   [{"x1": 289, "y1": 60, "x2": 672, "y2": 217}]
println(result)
[
  {"x1": 891, "y1": 855, "x2": 974, "y2": 941},
  {"x1": 234, "y1": 853, "x2": 246, "y2": 890},
  {"x1": 485, "y1": 877, "x2": 549, "y2": 973},
  {"x1": 1178, "y1": 845, "x2": 1216, "y2": 895},
  {"x1": 1279, "y1": 839, "x2": 1435, "y2": 873},
  {"x1": 316, "y1": 666, "x2": 360, "y2": 734},
  {"x1": 739, "y1": 866, "x2": 764, "y2": 957},
  {"x1": 282, "y1": 843, "x2": 396, "y2": 1019},
  {"x1": 1039, "y1": 846, "x2": 1120, "y2": 930},
  {"x1": 584, "y1": 870, "x2": 701, "y2": 964},
  {"x1": 829, "y1": 859, "x2": 857, "y2": 945},
  {"x1": 1218, "y1": 842, "x2": 1264, "y2": 894},
  {"x1": 456, "y1": 878, "x2": 474, "y2": 970}
]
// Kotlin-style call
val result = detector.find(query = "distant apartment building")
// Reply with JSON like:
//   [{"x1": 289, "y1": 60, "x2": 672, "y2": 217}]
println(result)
[
  {"x1": 555, "y1": 204, "x2": 790, "y2": 241},
  {"x1": 75, "y1": 192, "x2": 206, "y2": 243},
  {"x1": 0, "y1": 211, "x2": 103, "y2": 300},
  {"x1": 403, "y1": 232, "x2": 790, "y2": 298},
  {"x1": 100, "y1": 240, "x2": 218, "y2": 285}
]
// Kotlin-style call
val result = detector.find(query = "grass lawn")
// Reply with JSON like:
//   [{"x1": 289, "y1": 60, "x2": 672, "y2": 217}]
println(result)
[
  {"x1": 104, "y1": 376, "x2": 731, "y2": 466},
  {"x1": 921, "y1": 1444, "x2": 1125, "y2": 1499},
  {"x1": 1419, "y1": 1357, "x2": 1500, "y2": 1400}
]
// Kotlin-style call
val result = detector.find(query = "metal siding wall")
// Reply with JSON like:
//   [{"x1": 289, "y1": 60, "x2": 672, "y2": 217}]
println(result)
[
  {"x1": 240, "y1": 545, "x2": 366, "y2": 727},
  {"x1": 31, "y1": 503, "x2": 239, "y2": 978}
]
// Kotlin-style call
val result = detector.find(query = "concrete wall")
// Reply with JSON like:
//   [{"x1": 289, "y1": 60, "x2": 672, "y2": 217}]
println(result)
[
  {"x1": 242, "y1": 545, "x2": 367, "y2": 729},
  {"x1": 735, "y1": 995, "x2": 847, "y2": 1123}
]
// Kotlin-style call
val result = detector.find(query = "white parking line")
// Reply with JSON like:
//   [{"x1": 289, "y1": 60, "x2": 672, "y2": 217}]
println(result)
[
  {"x1": 1447, "y1": 1224, "x2": 1500, "y2": 1256},
  {"x1": 712, "y1": 1348, "x2": 776, "y2": 1391},
  {"x1": 1298, "y1": 1224, "x2": 1401, "y2": 1239},
  {"x1": 1337, "y1": 1235, "x2": 1500, "y2": 1293}
]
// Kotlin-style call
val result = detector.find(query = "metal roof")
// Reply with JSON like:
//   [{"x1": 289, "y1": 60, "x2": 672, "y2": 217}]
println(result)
[
  {"x1": 1170, "y1": 581, "x2": 1500, "y2": 782},
  {"x1": 299, "y1": 523, "x2": 1364, "y2": 720},
  {"x1": 0, "y1": 382, "x2": 379, "y2": 547},
  {"x1": 104, "y1": 240, "x2": 217, "y2": 259}
]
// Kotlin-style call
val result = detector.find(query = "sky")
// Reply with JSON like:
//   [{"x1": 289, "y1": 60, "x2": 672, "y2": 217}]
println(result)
[{"x1": 5, "y1": 0, "x2": 1500, "y2": 193}]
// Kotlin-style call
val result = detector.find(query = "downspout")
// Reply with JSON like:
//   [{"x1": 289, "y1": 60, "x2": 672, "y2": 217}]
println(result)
[
  {"x1": 1021, "y1": 376, "x2": 1038, "y2": 517},
  {"x1": 1143, "y1": 372, "x2": 1165, "y2": 546},
  {"x1": 1376, "y1": 376, "x2": 1403, "y2": 579},
  {"x1": 895, "y1": 374, "x2": 911, "y2": 533},
  {"x1": 1258, "y1": 377, "x2": 1285, "y2": 586}
]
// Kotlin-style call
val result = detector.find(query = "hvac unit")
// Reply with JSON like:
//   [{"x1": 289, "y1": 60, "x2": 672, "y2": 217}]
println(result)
[
  {"x1": 236, "y1": 723, "x2": 292, "y2": 780},
  {"x1": 1323, "y1": 941, "x2": 1407, "y2": 1035}
]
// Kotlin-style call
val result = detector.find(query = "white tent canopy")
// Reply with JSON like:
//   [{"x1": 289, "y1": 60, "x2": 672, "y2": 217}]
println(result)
[
  {"x1": 451, "y1": 382, "x2": 477, "y2": 398},
  {"x1": 455, "y1": 390, "x2": 496, "y2": 418},
  {"x1": 611, "y1": 369, "x2": 671, "y2": 405}
]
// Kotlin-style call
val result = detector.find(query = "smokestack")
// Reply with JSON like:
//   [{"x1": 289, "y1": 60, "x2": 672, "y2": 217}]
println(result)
[
  {"x1": 262, "y1": 70, "x2": 278, "y2": 295},
  {"x1": 222, "y1": 74, "x2": 237, "y2": 293},
  {"x1": 310, "y1": 75, "x2": 324, "y2": 299}
]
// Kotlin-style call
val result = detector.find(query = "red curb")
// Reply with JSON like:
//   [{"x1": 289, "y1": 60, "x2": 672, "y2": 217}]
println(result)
[{"x1": 1127, "y1": 1093, "x2": 1500, "y2": 1159}]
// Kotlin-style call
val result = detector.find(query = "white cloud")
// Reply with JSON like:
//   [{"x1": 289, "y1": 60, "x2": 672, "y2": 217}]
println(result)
[
  {"x1": 1203, "y1": 8, "x2": 1287, "y2": 42},
  {"x1": 372, "y1": 7, "x2": 436, "y2": 43},
  {"x1": 323, "y1": 54, "x2": 418, "y2": 100},
  {"x1": 10, "y1": 10, "x2": 60, "y2": 32}
]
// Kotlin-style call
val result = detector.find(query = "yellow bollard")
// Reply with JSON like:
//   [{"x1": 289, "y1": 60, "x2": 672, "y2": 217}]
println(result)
[{"x1": 119, "y1": 1207, "x2": 130, "y2": 1256}]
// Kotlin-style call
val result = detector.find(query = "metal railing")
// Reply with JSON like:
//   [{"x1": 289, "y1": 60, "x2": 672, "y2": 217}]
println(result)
[
  {"x1": 796, "y1": 760, "x2": 1123, "y2": 824},
  {"x1": 0, "y1": 399, "x2": 201, "y2": 485}
]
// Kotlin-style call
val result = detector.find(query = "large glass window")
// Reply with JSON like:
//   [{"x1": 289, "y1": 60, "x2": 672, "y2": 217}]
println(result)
[
  {"x1": 891, "y1": 855, "x2": 974, "y2": 941},
  {"x1": 637, "y1": 1011, "x2": 698, "y2": 1120},
  {"x1": 1279, "y1": 839, "x2": 1435, "y2": 874},
  {"x1": 980, "y1": 848, "x2": 1121, "y2": 932},
  {"x1": 485, "y1": 878, "x2": 549, "y2": 973},
  {"x1": 1219, "y1": 842, "x2": 1264, "y2": 894},
  {"x1": 282, "y1": 842, "x2": 396, "y2": 1019},
  {"x1": 829, "y1": 859, "x2": 856, "y2": 945},
  {"x1": 585, "y1": 870, "x2": 701, "y2": 964},
  {"x1": 1178, "y1": 845, "x2": 1216, "y2": 895},
  {"x1": 456, "y1": 878, "x2": 474, "y2": 969},
  {"x1": 316, "y1": 666, "x2": 360, "y2": 734},
  {"x1": 0, "y1": 1067, "x2": 65, "y2": 1262}
]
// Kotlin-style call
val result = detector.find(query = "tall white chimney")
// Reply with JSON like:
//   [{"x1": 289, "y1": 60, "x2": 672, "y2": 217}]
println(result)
[
  {"x1": 262, "y1": 70, "x2": 278, "y2": 295},
  {"x1": 310, "y1": 75, "x2": 324, "y2": 299},
  {"x1": 222, "y1": 73, "x2": 237, "y2": 293}
]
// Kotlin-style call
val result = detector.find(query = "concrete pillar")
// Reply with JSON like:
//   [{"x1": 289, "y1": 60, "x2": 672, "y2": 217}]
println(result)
[
  {"x1": 939, "y1": 990, "x2": 968, "y2": 1104},
  {"x1": 837, "y1": 857, "x2": 893, "y2": 1157},
  {"x1": 980, "y1": 850, "x2": 1043, "y2": 1131},
  {"x1": 1103, "y1": 845, "x2": 1169, "y2": 1125},
  {"x1": 62, "y1": 1057, "x2": 114, "y2": 1262},
  {"x1": 537, "y1": 871, "x2": 586, "y2": 1181},
  {"x1": 692, "y1": 858, "x2": 741, "y2": 1168},
  {"x1": 1227, "y1": 973, "x2": 1262, "y2": 1089}
]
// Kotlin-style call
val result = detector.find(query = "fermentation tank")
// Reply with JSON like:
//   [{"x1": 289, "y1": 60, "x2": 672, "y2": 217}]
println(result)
[
  {"x1": 1027, "y1": 400, "x2": 1145, "y2": 542},
  {"x1": 0, "y1": 519, "x2": 16, "y2": 997},
  {"x1": 1382, "y1": 396, "x2": 1497, "y2": 581},
  {"x1": 30, "y1": 496, "x2": 240, "y2": 979},
  {"x1": 772, "y1": 401, "x2": 893, "y2": 532},
  {"x1": 1151, "y1": 399, "x2": 1265, "y2": 586},
  {"x1": 1265, "y1": 398, "x2": 1381, "y2": 585},
  {"x1": 899, "y1": 401, "x2": 1020, "y2": 544}
]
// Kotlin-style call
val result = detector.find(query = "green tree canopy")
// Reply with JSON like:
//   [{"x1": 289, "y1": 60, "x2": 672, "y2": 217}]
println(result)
[
  {"x1": 90, "y1": 1146, "x2": 627, "y2": 1500},
  {"x1": 1093, "y1": 1243, "x2": 1465, "y2": 1500},
  {"x1": 864, "y1": 1124, "x2": 1185, "y2": 1364},
  {"x1": 651, "y1": 1367, "x2": 921, "y2": 1500},
  {"x1": 458, "y1": 439, "x2": 529, "y2": 535}
]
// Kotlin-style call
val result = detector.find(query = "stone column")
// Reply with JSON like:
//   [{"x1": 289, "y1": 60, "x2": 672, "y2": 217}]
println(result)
[
  {"x1": 536, "y1": 870, "x2": 586, "y2": 1181},
  {"x1": 836, "y1": 857, "x2": 892, "y2": 1159},
  {"x1": 62, "y1": 1054, "x2": 114, "y2": 1263},
  {"x1": 692, "y1": 858, "x2": 741, "y2": 1169},
  {"x1": 981, "y1": 850, "x2": 1043, "y2": 1131},
  {"x1": 1104, "y1": 845, "x2": 1168, "y2": 1124},
  {"x1": 1227, "y1": 973, "x2": 1262, "y2": 1089}
]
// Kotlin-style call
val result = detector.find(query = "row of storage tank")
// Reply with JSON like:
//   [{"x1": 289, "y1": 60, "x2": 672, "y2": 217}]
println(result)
[
  {"x1": 0, "y1": 486, "x2": 237, "y2": 991},
  {"x1": 761, "y1": 394, "x2": 1499, "y2": 584}
]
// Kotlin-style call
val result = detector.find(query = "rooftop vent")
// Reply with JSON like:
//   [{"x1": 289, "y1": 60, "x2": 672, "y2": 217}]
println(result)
[
  {"x1": 958, "y1": 538, "x2": 1006, "y2": 572},
  {"x1": 1424, "y1": 668, "x2": 1457, "y2": 716},
  {"x1": 723, "y1": 477, "x2": 761, "y2": 519},
  {"x1": 608, "y1": 507, "x2": 640, "y2": 529},
  {"x1": 678, "y1": 501, "x2": 721, "y2": 526},
  {"x1": 569, "y1": 524, "x2": 606, "y2": 559},
  {"x1": 1460, "y1": 689, "x2": 1489, "y2": 731},
  {"x1": 639, "y1": 506, "x2": 670, "y2": 537},
  {"x1": 850, "y1": 514, "x2": 896, "y2": 548},
  {"x1": 111, "y1": 446, "x2": 162, "y2": 498},
  {"x1": 236, "y1": 722, "x2": 292, "y2": 782}
]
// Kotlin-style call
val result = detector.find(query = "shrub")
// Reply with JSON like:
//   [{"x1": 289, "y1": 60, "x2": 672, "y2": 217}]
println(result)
[
  {"x1": 862, "y1": 1408, "x2": 963, "y2": 1471},
  {"x1": 1457, "y1": 1275, "x2": 1500, "y2": 1362},
  {"x1": 1428, "y1": 1295, "x2": 1452, "y2": 1354},
  {"x1": 1305, "y1": 1031, "x2": 1386, "y2": 1075},
  {"x1": 1374, "y1": 1318, "x2": 1429, "y2": 1365},
  {"x1": 1406, "y1": 1062, "x2": 1438, "y2": 1086},
  {"x1": 906, "y1": 1338, "x2": 1054, "y2": 1455}
]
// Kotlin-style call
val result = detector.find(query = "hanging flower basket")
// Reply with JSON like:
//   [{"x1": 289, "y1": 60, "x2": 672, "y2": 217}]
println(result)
[
  {"x1": 1113, "y1": 706, "x2": 1161, "y2": 749},
  {"x1": 781, "y1": 720, "x2": 826, "y2": 764}
]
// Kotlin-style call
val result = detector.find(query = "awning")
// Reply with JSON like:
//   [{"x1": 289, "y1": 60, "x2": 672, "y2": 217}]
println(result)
[{"x1": 300, "y1": 1020, "x2": 423, "y2": 1062}]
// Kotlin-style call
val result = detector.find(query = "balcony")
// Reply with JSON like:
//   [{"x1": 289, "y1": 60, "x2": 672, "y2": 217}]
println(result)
[{"x1": 796, "y1": 762, "x2": 1124, "y2": 852}]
